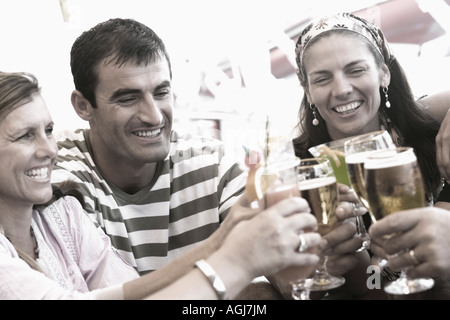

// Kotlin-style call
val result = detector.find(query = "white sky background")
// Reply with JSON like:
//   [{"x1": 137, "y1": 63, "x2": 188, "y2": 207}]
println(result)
[{"x1": 0, "y1": 0, "x2": 448, "y2": 138}]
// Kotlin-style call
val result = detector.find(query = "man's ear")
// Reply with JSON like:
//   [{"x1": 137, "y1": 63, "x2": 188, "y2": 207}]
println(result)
[{"x1": 71, "y1": 90, "x2": 93, "y2": 121}]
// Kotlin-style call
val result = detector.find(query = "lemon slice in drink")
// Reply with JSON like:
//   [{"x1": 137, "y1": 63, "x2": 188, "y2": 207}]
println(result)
[
  {"x1": 246, "y1": 165, "x2": 279, "y2": 202},
  {"x1": 318, "y1": 145, "x2": 345, "y2": 167}
]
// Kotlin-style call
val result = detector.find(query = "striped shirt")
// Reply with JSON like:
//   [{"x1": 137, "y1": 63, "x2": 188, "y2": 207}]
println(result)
[{"x1": 52, "y1": 129, "x2": 246, "y2": 275}]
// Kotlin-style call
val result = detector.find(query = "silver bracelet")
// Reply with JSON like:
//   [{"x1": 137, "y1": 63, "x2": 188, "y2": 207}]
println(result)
[{"x1": 195, "y1": 259, "x2": 229, "y2": 300}]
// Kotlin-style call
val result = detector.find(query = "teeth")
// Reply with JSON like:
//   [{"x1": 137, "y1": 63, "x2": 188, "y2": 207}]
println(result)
[
  {"x1": 26, "y1": 167, "x2": 49, "y2": 180},
  {"x1": 334, "y1": 102, "x2": 361, "y2": 114},
  {"x1": 134, "y1": 129, "x2": 161, "y2": 138}
]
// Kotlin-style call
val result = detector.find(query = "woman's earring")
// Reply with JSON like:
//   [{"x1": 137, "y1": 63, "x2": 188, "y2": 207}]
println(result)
[
  {"x1": 383, "y1": 86, "x2": 391, "y2": 108},
  {"x1": 310, "y1": 104, "x2": 319, "y2": 126}
]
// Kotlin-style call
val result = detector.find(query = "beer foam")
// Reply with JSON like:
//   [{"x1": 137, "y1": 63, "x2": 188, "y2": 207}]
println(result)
[
  {"x1": 364, "y1": 149, "x2": 416, "y2": 170},
  {"x1": 345, "y1": 151, "x2": 374, "y2": 164},
  {"x1": 298, "y1": 176, "x2": 336, "y2": 190}
]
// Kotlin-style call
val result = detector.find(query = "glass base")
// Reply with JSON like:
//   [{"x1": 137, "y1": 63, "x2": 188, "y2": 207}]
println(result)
[
  {"x1": 291, "y1": 279, "x2": 313, "y2": 300},
  {"x1": 384, "y1": 277, "x2": 434, "y2": 295},
  {"x1": 356, "y1": 237, "x2": 371, "y2": 252},
  {"x1": 308, "y1": 275, "x2": 346, "y2": 291}
]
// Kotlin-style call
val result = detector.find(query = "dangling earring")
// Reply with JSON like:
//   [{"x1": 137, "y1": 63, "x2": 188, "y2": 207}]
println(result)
[
  {"x1": 383, "y1": 86, "x2": 391, "y2": 108},
  {"x1": 310, "y1": 103, "x2": 319, "y2": 126}
]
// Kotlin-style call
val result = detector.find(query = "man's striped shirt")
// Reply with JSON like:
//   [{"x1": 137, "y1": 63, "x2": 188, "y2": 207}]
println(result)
[{"x1": 52, "y1": 129, "x2": 246, "y2": 275}]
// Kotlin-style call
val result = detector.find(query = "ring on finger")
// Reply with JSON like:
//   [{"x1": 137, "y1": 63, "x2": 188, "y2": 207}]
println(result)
[
  {"x1": 409, "y1": 249, "x2": 420, "y2": 265},
  {"x1": 297, "y1": 233, "x2": 308, "y2": 253}
]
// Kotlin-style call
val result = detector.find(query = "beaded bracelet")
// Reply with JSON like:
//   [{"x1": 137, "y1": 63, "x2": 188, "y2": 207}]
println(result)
[{"x1": 195, "y1": 259, "x2": 229, "y2": 300}]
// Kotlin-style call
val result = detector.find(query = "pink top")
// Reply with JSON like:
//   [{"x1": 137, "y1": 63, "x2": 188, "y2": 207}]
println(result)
[{"x1": 0, "y1": 196, "x2": 139, "y2": 300}]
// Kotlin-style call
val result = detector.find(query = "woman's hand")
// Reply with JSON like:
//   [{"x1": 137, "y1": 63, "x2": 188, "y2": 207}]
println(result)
[
  {"x1": 336, "y1": 184, "x2": 366, "y2": 214},
  {"x1": 324, "y1": 200, "x2": 364, "y2": 276},
  {"x1": 369, "y1": 207, "x2": 450, "y2": 279},
  {"x1": 208, "y1": 191, "x2": 261, "y2": 248},
  {"x1": 321, "y1": 188, "x2": 371, "y2": 297},
  {"x1": 219, "y1": 197, "x2": 322, "y2": 279}
]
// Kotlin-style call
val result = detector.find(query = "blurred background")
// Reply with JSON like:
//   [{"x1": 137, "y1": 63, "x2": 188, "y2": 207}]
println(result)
[{"x1": 0, "y1": 0, "x2": 449, "y2": 158}]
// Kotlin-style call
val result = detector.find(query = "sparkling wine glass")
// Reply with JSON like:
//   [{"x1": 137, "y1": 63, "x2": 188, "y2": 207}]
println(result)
[
  {"x1": 297, "y1": 157, "x2": 345, "y2": 291},
  {"x1": 342, "y1": 130, "x2": 396, "y2": 253},
  {"x1": 364, "y1": 147, "x2": 434, "y2": 295},
  {"x1": 309, "y1": 137, "x2": 370, "y2": 252}
]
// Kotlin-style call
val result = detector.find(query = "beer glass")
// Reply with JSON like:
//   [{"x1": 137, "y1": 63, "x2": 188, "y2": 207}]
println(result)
[
  {"x1": 297, "y1": 158, "x2": 345, "y2": 291},
  {"x1": 309, "y1": 137, "x2": 370, "y2": 252},
  {"x1": 364, "y1": 147, "x2": 434, "y2": 295},
  {"x1": 243, "y1": 117, "x2": 324, "y2": 299},
  {"x1": 245, "y1": 129, "x2": 318, "y2": 300},
  {"x1": 343, "y1": 130, "x2": 395, "y2": 252}
]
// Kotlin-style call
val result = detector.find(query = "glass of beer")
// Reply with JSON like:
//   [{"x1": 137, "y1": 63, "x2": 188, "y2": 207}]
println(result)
[
  {"x1": 364, "y1": 147, "x2": 434, "y2": 295},
  {"x1": 244, "y1": 118, "x2": 322, "y2": 299},
  {"x1": 309, "y1": 136, "x2": 371, "y2": 252},
  {"x1": 343, "y1": 130, "x2": 395, "y2": 252},
  {"x1": 251, "y1": 132, "x2": 302, "y2": 209},
  {"x1": 297, "y1": 157, "x2": 345, "y2": 291},
  {"x1": 247, "y1": 133, "x2": 319, "y2": 299},
  {"x1": 264, "y1": 159, "x2": 326, "y2": 300}
]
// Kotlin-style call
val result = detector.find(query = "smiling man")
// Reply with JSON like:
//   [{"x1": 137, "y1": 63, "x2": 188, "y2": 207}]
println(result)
[{"x1": 52, "y1": 18, "x2": 246, "y2": 285}]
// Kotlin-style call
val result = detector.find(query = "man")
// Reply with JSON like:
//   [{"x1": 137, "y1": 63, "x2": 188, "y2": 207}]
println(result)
[{"x1": 52, "y1": 18, "x2": 246, "y2": 281}]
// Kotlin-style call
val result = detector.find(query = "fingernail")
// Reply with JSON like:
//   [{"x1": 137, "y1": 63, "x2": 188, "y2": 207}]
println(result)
[{"x1": 320, "y1": 239, "x2": 328, "y2": 249}]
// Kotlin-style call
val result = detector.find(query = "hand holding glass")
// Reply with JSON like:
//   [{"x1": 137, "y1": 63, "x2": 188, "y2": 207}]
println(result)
[
  {"x1": 343, "y1": 130, "x2": 395, "y2": 252},
  {"x1": 364, "y1": 147, "x2": 434, "y2": 295},
  {"x1": 309, "y1": 136, "x2": 371, "y2": 252},
  {"x1": 297, "y1": 158, "x2": 345, "y2": 291}
]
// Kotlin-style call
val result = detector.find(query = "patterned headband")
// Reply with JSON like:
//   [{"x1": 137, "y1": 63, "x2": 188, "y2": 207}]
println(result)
[{"x1": 295, "y1": 12, "x2": 393, "y2": 81}]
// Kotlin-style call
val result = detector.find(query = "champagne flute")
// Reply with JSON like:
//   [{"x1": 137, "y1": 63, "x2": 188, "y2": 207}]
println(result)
[
  {"x1": 297, "y1": 157, "x2": 345, "y2": 291},
  {"x1": 364, "y1": 147, "x2": 434, "y2": 295},
  {"x1": 343, "y1": 130, "x2": 395, "y2": 253},
  {"x1": 309, "y1": 137, "x2": 369, "y2": 252}
]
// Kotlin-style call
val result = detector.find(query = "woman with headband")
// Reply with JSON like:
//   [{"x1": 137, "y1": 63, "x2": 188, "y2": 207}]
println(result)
[
  {"x1": 294, "y1": 12, "x2": 450, "y2": 207},
  {"x1": 292, "y1": 12, "x2": 450, "y2": 287}
]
